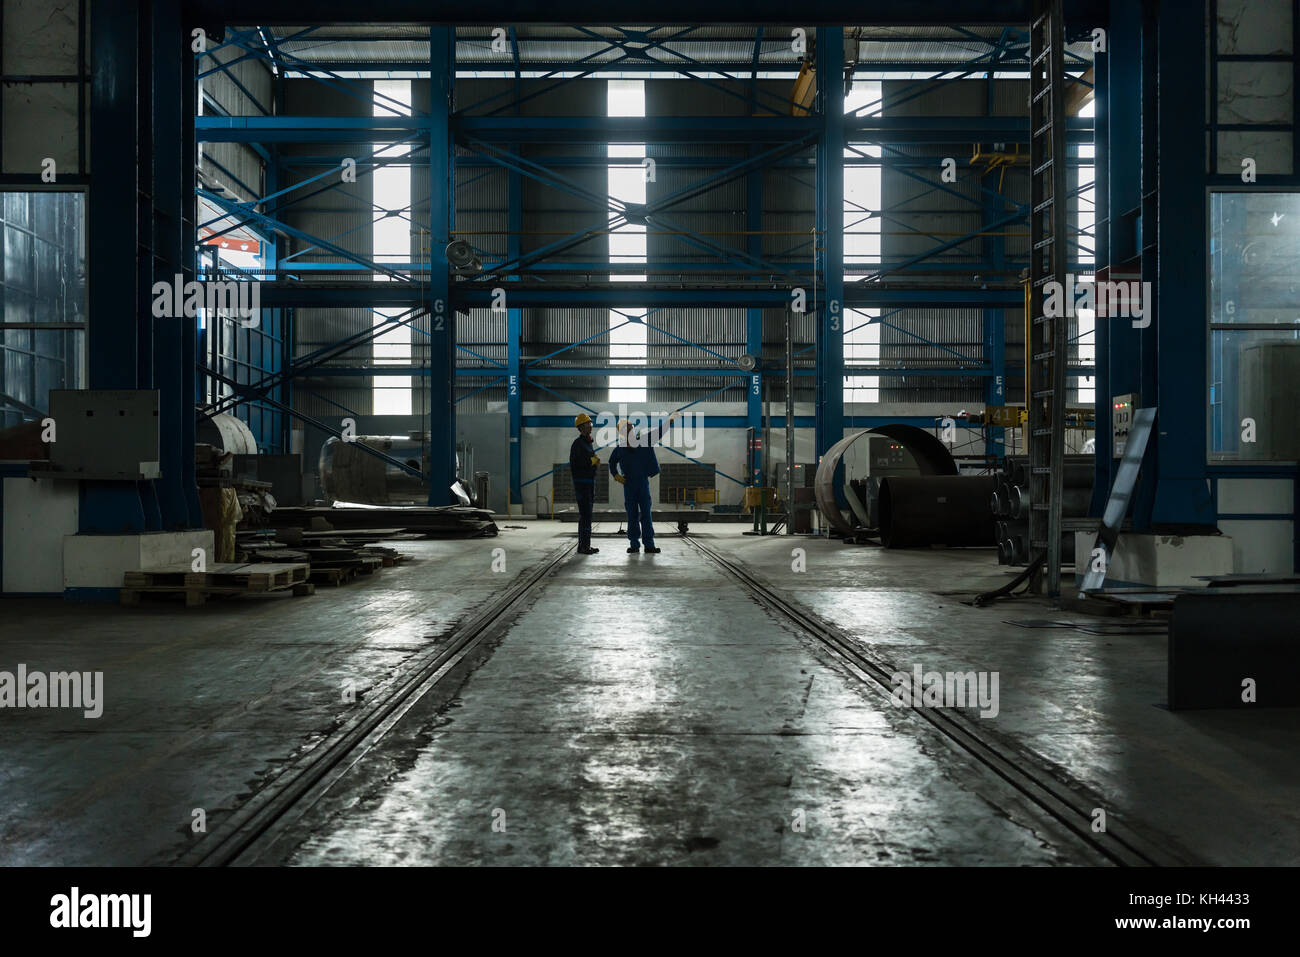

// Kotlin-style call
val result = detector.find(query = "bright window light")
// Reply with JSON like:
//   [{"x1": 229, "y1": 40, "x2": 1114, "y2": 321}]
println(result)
[
  {"x1": 373, "y1": 79, "x2": 413, "y2": 416},
  {"x1": 608, "y1": 80, "x2": 647, "y2": 404},
  {"x1": 844, "y1": 82, "x2": 881, "y2": 404}
]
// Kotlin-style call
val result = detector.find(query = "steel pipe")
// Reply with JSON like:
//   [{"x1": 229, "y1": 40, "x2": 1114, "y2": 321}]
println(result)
[
  {"x1": 814, "y1": 425, "x2": 958, "y2": 536},
  {"x1": 1010, "y1": 484, "x2": 1091, "y2": 520},
  {"x1": 878, "y1": 475, "x2": 998, "y2": 548}
]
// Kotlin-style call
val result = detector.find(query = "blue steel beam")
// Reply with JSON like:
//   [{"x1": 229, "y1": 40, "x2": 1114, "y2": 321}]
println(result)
[
  {"x1": 220, "y1": 30, "x2": 423, "y2": 118},
  {"x1": 265, "y1": 259, "x2": 1056, "y2": 276},
  {"x1": 253, "y1": 283, "x2": 1027, "y2": 309},
  {"x1": 641, "y1": 211, "x2": 803, "y2": 281},
  {"x1": 83, "y1": 0, "x2": 149, "y2": 534},
  {"x1": 187, "y1": 2, "x2": 1110, "y2": 26},
  {"x1": 199, "y1": 138, "x2": 428, "y2": 243},
  {"x1": 816, "y1": 27, "x2": 846, "y2": 457},
  {"x1": 1147, "y1": 3, "x2": 1214, "y2": 527},
  {"x1": 428, "y1": 27, "x2": 456, "y2": 504},
  {"x1": 154, "y1": 0, "x2": 201, "y2": 527},
  {"x1": 198, "y1": 188, "x2": 416, "y2": 282},
  {"x1": 337, "y1": 366, "x2": 1096, "y2": 378},
  {"x1": 746, "y1": 149, "x2": 764, "y2": 483},
  {"x1": 295, "y1": 59, "x2": 1059, "y2": 75},
  {"x1": 206, "y1": 305, "x2": 429, "y2": 417},
  {"x1": 507, "y1": 122, "x2": 524, "y2": 509}
]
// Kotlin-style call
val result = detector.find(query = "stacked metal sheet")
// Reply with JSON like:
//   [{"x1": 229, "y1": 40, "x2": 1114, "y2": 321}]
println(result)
[{"x1": 268, "y1": 505, "x2": 498, "y2": 539}]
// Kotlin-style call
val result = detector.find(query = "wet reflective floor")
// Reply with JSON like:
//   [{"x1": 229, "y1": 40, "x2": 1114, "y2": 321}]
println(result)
[
  {"x1": 1, "y1": 524, "x2": 1296, "y2": 866},
  {"x1": 281, "y1": 539, "x2": 1103, "y2": 865}
]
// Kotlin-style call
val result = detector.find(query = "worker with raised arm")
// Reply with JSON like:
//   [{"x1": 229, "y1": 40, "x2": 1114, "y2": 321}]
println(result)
[
  {"x1": 569, "y1": 413, "x2": 600, "y2": 555},
  {"x1": 608, "y1": 410, "x2": 679, "y2": 554}
]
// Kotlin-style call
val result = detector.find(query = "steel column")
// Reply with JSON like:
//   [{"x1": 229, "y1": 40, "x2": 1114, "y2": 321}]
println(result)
[
  {"x1": 424, "y1": 28, "x2": 456, "y2": 503},
  {"x1": 1147, "y1": 0, "x2": 1213, "y2": 528},
  {"x1": 83, "y1": 0, "x2": 147, "y2": 533},
  {"x1": 815, "y1": 27, "x2": 845, "y2": 459},
  {"x1": 747, "y1": 148, "x2": 764, "y2": 484}
]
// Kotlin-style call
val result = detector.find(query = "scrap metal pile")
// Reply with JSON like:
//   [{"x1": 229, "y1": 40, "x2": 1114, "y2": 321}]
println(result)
[{"x1": 267, "y1": 505, "x2": 498, "y2": 539}]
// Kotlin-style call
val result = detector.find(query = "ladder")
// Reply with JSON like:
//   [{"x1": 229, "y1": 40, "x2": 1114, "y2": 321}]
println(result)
[{"x1": 1027, "y1": 0, "x2": 1068, "y2": 596}]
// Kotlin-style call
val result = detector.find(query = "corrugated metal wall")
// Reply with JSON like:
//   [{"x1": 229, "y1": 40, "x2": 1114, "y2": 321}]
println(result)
[
  {"x1": 0, "y1": 192, "x2": 85, "y2": 428},
  {"x1": 199, "y1": 47, "x2": 272, "y2": 203},
  {"x1": 280, "y1": 78, "x2": 378, "y2": 419}
]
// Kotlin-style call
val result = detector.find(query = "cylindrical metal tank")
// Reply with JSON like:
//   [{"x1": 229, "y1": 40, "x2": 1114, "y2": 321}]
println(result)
[
  {"x1": 878, "y1": 475, "x2": 998, "y2": 548},
  {"x1": 319, "y1": 435, "x2": 428, "y2": 505}
]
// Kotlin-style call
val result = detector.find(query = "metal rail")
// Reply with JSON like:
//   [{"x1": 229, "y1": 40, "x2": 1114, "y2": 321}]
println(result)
[
  {"x1": 177, "y1": 540, "x2": 576, "y2": 867},
  {"x1": 681, "y1": 533, "x2": 1194, "y2": 867}
]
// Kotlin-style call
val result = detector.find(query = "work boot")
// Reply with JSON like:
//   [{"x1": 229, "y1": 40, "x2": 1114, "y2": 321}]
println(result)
[
  {"x1": 644, "y1": 546, "x2": 661, "y2": 554},
  {"x1": 578, "y1": 547, "x2": 599, "y2": 554},
  {"x1": 627, "y1": 546, "x2": 640, "y2": 553}
]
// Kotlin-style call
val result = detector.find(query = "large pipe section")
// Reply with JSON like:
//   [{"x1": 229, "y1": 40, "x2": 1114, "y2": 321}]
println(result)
[
  {"x1": 878, "y1": 475, "x2": 998, "y2": 548},
  {"x1": 814, "y1": 425, "x2": 957, "y2": 537}
]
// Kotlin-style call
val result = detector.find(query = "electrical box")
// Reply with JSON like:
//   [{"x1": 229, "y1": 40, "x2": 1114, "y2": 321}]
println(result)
[
  {"x1": 866, "y1": 436, "x2": 918, "y2": 476},
  {"x1": 773, "y1": 462, "x2": 814, "y2": 490},
  {"x1": 1112, "y1": 393, "x2": 1139, "y2": 458},
  {"x1": 37, "y1": 390, "x2": 161, "y2": 480}
]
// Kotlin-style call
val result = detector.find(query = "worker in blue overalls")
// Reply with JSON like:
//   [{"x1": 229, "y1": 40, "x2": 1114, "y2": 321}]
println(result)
[
  {"x1": 569, "y1": 413, "x2": 600, "y2": 555},
  {"x1": 608, "y1": 411, "x2": 678, "y2": 554}
]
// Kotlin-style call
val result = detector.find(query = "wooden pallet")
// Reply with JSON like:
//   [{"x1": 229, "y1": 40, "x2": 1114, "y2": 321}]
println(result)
[
  {"x1": 309, "y1": 566, "x2": 354, "y2": 586},
  {"x1": 123, "y1": 562, "x2": 310, "y2": 604},
  {"x1": 360, "y1": 545, "x2": 405, "y2": 566},
  {"x1": 308, "y1": 555, "x2": 385, "y2": 582},
  {"x1": 120, "y1": 580, "x2": 315, "y2": 607}
]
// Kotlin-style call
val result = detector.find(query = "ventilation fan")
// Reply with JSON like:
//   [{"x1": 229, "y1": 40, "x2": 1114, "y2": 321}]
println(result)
[{"x1": 445, "y1": 239, "x2": 481, "y2": 272}]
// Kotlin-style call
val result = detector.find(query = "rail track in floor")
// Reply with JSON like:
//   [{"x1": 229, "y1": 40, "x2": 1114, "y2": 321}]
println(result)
[
  {"x1": 177, "y1": 540, "x2": 576, "y2": 867},
  {"x1": 183, "y1": 531, "x2": 1192, "y2": 866},
  {"x1": 682, "y1": 533, "x2": 1195, "y2": 867}
]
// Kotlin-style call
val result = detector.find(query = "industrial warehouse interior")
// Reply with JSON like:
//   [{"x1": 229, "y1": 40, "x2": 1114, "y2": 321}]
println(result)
[{"x1": 0, "y1": 0, "x2": 1296, "y2": 925}]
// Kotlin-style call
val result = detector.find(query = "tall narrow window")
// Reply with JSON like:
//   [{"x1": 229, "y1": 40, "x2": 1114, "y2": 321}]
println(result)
[
  {"x1": 607, "y1": 80, "x2": 647, "y2": 404},
  {"x1": 843, "y1": 82, "x2": 882, "y2": 403},
  {"x1": 372, "y1": 80, "x2": 412, "y2": 415}
]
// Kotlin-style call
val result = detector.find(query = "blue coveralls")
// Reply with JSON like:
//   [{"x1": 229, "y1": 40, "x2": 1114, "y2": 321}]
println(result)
[{"x1": 608, "y1": 422, "x2": 669, "y2": 550}]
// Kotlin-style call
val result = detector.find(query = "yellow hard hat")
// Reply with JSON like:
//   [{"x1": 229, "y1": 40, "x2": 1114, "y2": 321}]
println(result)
[{"x1": 574, "y1": 413, "x2": 592, "y2": 428}]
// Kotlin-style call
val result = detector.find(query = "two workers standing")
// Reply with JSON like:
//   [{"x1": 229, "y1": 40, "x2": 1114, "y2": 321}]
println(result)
[{"x1": 569, "y1": 411, "x2": 679, "y2": 555}]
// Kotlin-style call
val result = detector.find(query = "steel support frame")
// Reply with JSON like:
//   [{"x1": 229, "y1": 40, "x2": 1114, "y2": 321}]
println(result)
[
  {"x1": 428, "y1": 27, "x2": 457, "y2": 504},
  {"x1": 815, "y1": 27, "x2": 845, "y2": 458},
  {"x1": 1144, "y1": 0, "x2": 1214, "y2": 528},
  {"x1": 184, "y1": 21, "x2": 1106, "y2": 515},
  {"x1": 83, "y1": 0, "x2": 154, "y2": 533}
]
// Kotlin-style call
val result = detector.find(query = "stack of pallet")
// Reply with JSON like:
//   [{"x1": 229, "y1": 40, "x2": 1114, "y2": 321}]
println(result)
[
  {"x1": 239, "y1": 533, "x2": 410, "y2": 587},
  {"x1": 121, "y1": 563, "x2": 313, "y2": 607}
]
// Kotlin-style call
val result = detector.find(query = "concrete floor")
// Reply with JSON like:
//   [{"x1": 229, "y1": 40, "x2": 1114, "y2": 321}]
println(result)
[{"x1": 0, "y1": 523, "x2": 1296, "y2": 866}]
